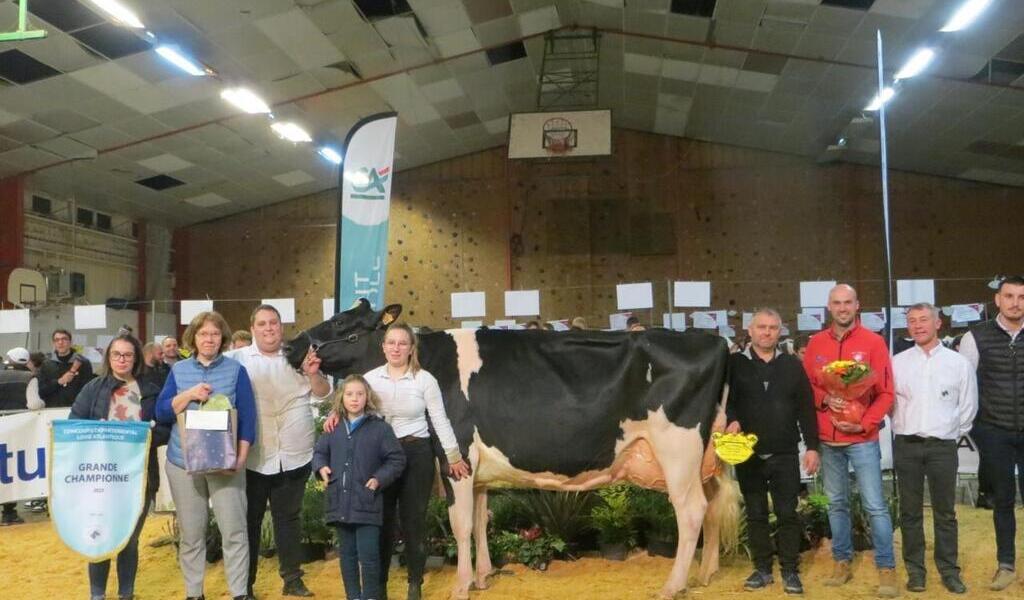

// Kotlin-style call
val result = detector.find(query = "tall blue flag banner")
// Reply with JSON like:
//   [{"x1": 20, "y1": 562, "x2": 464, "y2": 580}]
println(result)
[
  {"x1": 49, "y1": 420, "x2": 151, "y2": 561},
  {"x1": 336, "y1": 112, "x2": 398, "y2": 314}
]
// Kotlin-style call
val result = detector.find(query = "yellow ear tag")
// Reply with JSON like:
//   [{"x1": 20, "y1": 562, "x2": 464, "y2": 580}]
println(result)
[
  {"x1": 712, "y1": 431, "x2": 759, "y2": 465},
  {"x1": 381, "y1": 312, "x2": 395, "y2": 326}
]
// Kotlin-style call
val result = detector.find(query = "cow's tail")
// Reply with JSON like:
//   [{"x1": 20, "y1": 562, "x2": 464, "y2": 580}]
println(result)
[{"x1": 699, "y1": 465, "x2": 740, "y2": 585}]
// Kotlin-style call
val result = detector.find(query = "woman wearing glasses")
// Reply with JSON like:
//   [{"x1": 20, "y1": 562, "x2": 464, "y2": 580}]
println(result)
[
  {"x1": 155, "y1": 311, "x2": 257, "y2": 600},
  {"x1": 71, "y1": 333, "x2": 171, "y2": 600},
  {"x1": 327, "y1": 322, "x2": 470, "y2": 600}
]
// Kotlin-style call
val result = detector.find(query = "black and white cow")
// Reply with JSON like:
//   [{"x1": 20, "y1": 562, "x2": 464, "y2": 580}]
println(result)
[{"x1": 286, "y1": 299, "x2": 737, "y2": 599}]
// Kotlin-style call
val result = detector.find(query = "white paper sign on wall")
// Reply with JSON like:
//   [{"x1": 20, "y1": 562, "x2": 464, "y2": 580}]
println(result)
[
  {"x1": 616, "y1": 283, "x2": 653, "y2": 310},
  {"x1": 504, "y1": 290, "x2": 540, "y2": 317},
  {"x1": 180, "y1": 300, "x2": 213, "y2": 325},
  {"x1": 673, "y1": 281, "x2": 711, "y2": 308},
  {"x1": 74, "y1": 305, "x2": 107, "y2": 330},
  {"x1": 896, "y1": 279, "x2": 935, "y2": 306},
  {"x1": 0, "y1": 309, "x2": 30, "y2": 334},
  {"x1": 800, "y1": 281, "x2": 836, "y2": 308},
  {"x1": 261, "y1": 298, "x2": 296, "y2": 323},
  {"x1": 451, "y1": 292, "x2": 486, "y2": 318}
]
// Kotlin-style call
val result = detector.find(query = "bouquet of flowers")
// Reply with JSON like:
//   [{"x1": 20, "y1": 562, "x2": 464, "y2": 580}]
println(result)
[{"x1": 820, "y1": 360, "x2": 877, "y2": 424}]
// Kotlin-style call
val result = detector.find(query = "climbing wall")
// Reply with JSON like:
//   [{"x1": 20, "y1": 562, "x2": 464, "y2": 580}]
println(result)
[{"x1": 180, "y1": 129, "x2": 1023, "y2": 333}]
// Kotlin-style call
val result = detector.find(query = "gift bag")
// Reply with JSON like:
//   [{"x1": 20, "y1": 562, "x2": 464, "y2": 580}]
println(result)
[{"x1": 176, "y1": 408, "x2": 237, "y2": 474}]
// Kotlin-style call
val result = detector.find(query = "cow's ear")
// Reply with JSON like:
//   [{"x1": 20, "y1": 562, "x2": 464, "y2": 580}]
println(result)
[{"x1": 379, "y1": 304, "x2": 402, "y2": 328}]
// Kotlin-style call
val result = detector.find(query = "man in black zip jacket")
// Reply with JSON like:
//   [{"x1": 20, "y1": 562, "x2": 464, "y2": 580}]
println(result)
[
  {"x1": 958, "y1": 275, "x2": 1024, "y2": 591},
  {"x1": 725, "y1": 308, "x2": 820, "y2": 595},
  {"x1": 37, "y1": 329, "x2": 94, "y2": 407}
]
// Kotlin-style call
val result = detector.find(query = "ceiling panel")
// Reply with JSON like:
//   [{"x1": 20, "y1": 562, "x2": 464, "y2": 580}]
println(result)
[{"x1": 0, "y1": 0, "x2": 1019, "y2": 228}]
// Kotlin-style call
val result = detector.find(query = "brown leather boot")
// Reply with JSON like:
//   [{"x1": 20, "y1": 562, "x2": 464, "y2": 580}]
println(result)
[
  {"x1": 824, "y1": 560, "x2": 852, "y2": 587},
  {"x1": 878, "y1": 568, "x2": 900, "y2": 598}
]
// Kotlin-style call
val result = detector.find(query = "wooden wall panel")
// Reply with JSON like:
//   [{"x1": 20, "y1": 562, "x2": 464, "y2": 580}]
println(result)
[{"x1": 180, "y1": 129, "x2": 1022, "y2": 334}]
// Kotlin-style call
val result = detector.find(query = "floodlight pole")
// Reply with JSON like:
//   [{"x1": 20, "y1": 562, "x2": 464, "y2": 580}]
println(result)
[
  {"x1": 876, "y1": 30, "x2": 899, "y2": 499},
  {"x1": 0, "y1": 0, "x2": 47, "y2": 42},
  {"x1": 876, "y1": 30, "x2": 895, "y2": 352}
]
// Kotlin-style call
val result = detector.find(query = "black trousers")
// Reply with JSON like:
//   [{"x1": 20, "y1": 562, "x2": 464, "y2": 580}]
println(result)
[
  {"x1": 894, "y1": 435, "x2": 960, "y2": 578},
  {"x1": 971, "y1": 421, "x2": 1024, "y2": 567},
  {"x1": 380, "y1": 437, "x2": 435, "y2": 587},
  {"x1": 735, "y1": 453, "x2": 802, "y2": 573},
  {"x1": 246, "y1": 462, "x2": 312, "y2": 588}
]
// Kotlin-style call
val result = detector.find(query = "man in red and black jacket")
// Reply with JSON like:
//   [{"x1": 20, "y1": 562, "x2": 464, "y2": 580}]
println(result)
[{"x1": 802, "y1": 284, "x2": 897, "y2": 598}]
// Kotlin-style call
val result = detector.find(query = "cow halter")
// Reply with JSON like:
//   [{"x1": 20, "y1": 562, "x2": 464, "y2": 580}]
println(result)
[{"x1": 302, "y1": 329, "x2": 360, "y2": 354}]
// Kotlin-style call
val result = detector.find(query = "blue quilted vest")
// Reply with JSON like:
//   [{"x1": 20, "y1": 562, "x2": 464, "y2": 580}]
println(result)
[{"x1": 165, "y1": 355, "x2": 243, "y2": 469}]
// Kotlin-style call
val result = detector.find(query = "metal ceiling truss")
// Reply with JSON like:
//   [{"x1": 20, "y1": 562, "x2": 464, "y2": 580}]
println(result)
[{"x1": 536, "y1": 28, "x2": 601, "y2": 110}]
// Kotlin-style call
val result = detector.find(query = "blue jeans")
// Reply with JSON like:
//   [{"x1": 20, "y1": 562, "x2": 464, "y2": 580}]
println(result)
[
  {"x1": 821, "y1": 441, "x2": 895, "y2": 568},
  {"x1": 337, "y1": 523, "x2": 381, "y2": 600},
  {"x1": 88, "y1": 496, "x2": 151, "y2": 599}
]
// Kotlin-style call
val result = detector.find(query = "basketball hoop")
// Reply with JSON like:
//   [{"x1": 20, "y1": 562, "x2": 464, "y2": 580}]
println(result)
[
  {"x1": 545, "y1": 137, "x2": 570, "y2": 155},
  {"x1": 542, "y1": 117, "x2": 577, "y2": 156}
]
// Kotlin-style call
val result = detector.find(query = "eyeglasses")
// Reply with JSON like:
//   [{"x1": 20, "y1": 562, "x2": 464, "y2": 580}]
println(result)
[
  {"x1": 111, "y1": 351, "x2": 135, "y2": 361},
  {"x1": 384, "y1": 340, "x2": 411, "y2": 348},
  {"x1": 196, "y1": 331, "x2": 221, "y2": 339}
]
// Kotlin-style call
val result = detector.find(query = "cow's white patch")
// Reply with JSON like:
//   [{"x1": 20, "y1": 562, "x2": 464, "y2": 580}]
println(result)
[
  {"x1": 449, "y1": 329, "x2": 482, "y2": 399},
  {"x1": 470, "y1": 408, "x2": 703, "y2": 494}
]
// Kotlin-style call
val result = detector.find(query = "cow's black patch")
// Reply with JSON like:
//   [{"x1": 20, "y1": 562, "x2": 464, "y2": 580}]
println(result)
[
  {"x1": 287, "y1": 300, "x2": 727, "y2": 479},
  {"x1": 417, "y1": 332, "x2": 474, "y2": 455},
  {"x1": 642, "y1": 328, "x2": 728, "y2": 443},
  {"x1": 468, "y1": 328, "x2": 726, "y2": 477}
]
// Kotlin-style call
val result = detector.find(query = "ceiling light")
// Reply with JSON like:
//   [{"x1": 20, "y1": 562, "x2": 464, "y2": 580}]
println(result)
[
  {"x1": 318, "y1": 147, "x2": 342, "y2": 164},
  {"x1": 89, "y1": 0, "x2": 145, "y2": 28},
  {"x1": 271, "y1": 122, "x2": 312, "y2": 143},
  {"x1": 220, "y1": 87, "x2": 271, "y2": 114},
  {"x1": 864, "y1": 87, "x2": 895, "y2": 111},
  {"x1": 894, "y1": 48, "x2": 936, "y2": 80},
  {"x1": 156, "y1": 46, "x2": 207, "y2": 76},
  {"x1": 940, "y1": 0, "x2": 992, "y2": 32}
]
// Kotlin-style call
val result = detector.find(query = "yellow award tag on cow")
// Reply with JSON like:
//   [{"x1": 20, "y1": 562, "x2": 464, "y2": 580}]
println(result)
[{"x1": 712, "y1": 432, "x2": 758, "y2": 465}]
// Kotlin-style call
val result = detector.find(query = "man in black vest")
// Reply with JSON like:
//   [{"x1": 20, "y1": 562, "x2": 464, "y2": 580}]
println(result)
[
  {"x1": 1, "y1": 347, "x2": 33, "y2": 526},
  {"x1": 959, "y1": 275, "x2": 1024, "y2": 591},
  {"x1": 725, "y1": 308, "x2": 820, "y2": 595}
]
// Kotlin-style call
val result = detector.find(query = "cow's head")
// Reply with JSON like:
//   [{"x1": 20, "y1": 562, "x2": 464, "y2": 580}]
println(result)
[{"x1": 284, "y1": 299, "x2": 402, "y2": 376}]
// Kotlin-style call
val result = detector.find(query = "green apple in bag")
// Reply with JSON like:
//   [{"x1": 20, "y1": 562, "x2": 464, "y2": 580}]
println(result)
[{"x1": 202, "y1": 393, "x2": 232, "y2": 411}]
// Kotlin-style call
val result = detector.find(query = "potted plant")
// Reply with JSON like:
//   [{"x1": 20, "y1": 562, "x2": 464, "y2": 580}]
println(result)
[
  {"x1": 591, "y1": 484, "x2": 636, "y2": 560},
  {"x1": 632, "y1": 489, "x2": 677, "y2": 558},
  {"x1": 299, "y1": 478, "x2": 333, "y2": 563},
  {"x1": 797, "y1": 492, "x2": 831, "y2": 550},
  {"x1": 424, "y1": 495, "x2": 454, "y2": 568},
  {"x1": 259, "y1": 512, "x2": 276, "y2": 558},
  {"x1": 491, "y1": 527, "x2": 566, "y2": 570}
]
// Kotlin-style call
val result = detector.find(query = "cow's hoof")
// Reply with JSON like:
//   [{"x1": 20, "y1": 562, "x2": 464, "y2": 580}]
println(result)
[
  {"x1": 470, "y1": 580, "x2": 489, "y2": 591},
  {"x1": 657, "y1": 587, "x2": 687, "y2": 599}
]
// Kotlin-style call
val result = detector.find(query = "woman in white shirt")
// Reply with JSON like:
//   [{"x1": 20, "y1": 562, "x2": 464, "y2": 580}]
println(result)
[{"x1": 366, "y1": 323, "x2": 469, "y2": 600}]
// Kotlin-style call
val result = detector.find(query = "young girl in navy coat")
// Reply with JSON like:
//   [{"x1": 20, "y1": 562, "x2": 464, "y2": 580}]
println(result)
[{"x1": 314, "y1": 374, "x2": 405, "y2": 600}]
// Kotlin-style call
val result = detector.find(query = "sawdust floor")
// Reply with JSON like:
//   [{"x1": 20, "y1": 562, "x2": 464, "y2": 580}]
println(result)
[{"x1": 1, "y1": 506, "x2": 1021, "y2": 599}]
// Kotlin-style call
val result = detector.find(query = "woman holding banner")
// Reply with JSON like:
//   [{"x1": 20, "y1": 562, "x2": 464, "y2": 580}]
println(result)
[
  {"x1": 155, "y1": 311, "x2": 257, "y2": 600},
  {"x1": 70, "y1": 334, "x2": 170, "y2": 600}
]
